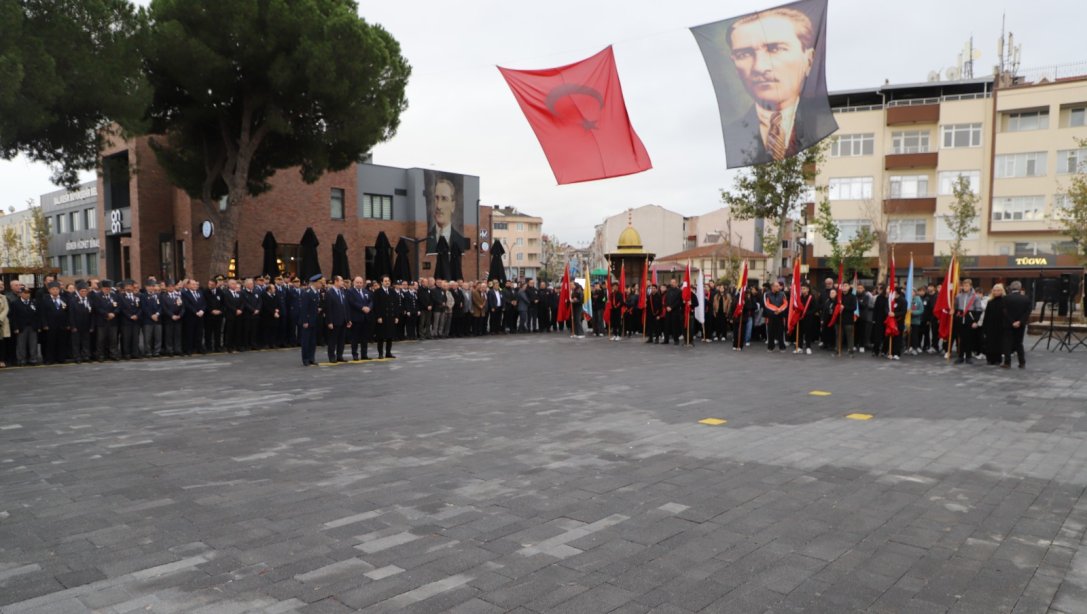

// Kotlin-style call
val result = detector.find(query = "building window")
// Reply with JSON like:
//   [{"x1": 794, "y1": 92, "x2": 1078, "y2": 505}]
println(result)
[
  {"x1": 889, "y1": 175, "x2": 929, "y2": 198},
  {"x1": 995, "y1": 152, "x2": 1047, "y2": 178},
  {"x1": 890, "y1": 130, "x2": 930, "y2": 154},
  {"x1": 84, "y1": 208, "x2": 96, "y2": 230},
  {"x1": 330, "y1": 188, "x2": 345, "y2": 220},
  {"x1": 493, "y1": 222, "x2": 508, "y2": 230},
  {"x1": 937, "y1": 170, "x2": 981, "y2": 195},
  {"x1": 827, "y1": 177, "x2": 873, "y2": 200},
  {"x1": 516, "y1": 253, "x2": 524, "y2": 261},
  {"x1": 1057, "y1": 148, "x2": 1087, "y2": 174},
  {"x1": 58, "y1": 255, "x2": 68, "y2": 275},
  {"x1": 1005, "y1": 110, "x2": 1049, "y2": 132},
  {"x1": 992, "y1": 196, "x2": 1045, "y2": 222},
  {"x1": 781, "y1": 239, "x2": 790, "y2": 249},
  {"x1": 516, "y1": 223, "x2": 524, "y2": 231},
  {"x1": 86, "y1": 253, "x2": 98, "y2": 276},
  {"x1": 837, "y1": 219, "x2": 872, "y2": 241},
  {"x1": 72, "y1": 253, "x2": 83, "y2": 276},
  {"x1": 940, "y1": 123, "x2": 982, "y2": 148},
  {"x1": 69, "y1": 211, "x2": 80, "y2": 232},
  {"x1": 515, "y1": 237, "x2": 523, "y2": 246},
  {"x1": 361, "y1": 193, "x2": 392, "y2": 220},
  {"x1": 887, "y1": 219, "x2": 926, "y2": 242},
  {"x1": 935, "y1": 217, "x2": 980, "y2": 241},
  {"x1": 1070, "y1": 107, "x2": 1086, "y2": 128},
  {"x1": 56, "y1": 214, "x2": 66, "y2": 233},
  {"x1": 830, "y1": 133, "x2": 874, "y2": 157},
  {"x1": 1014, "y1": 242, "x2": 1041, "y2": 256}
]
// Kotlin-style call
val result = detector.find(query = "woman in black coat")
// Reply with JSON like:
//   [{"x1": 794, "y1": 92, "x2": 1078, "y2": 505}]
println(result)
[
  {"x1": 981, "y1": 284, "x2": 1008, "y2": 365},
  {"x1": 372, "y1": 275, "x2": 400, "y2": 359}
]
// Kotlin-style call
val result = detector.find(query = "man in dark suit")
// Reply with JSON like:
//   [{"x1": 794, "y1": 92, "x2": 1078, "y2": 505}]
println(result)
[
  {"x1": 346, "y1": 276, "x2": 373, "y2": 360},
  {"x1": 323, "y1": 275, "x2": 348, "y2": 362},
  {"x1": 140, "y1": 279, "x2": 163, "y2": 357},
  {"x1": 203, "y1": 278, "x2": 224, "y2": 352},
  {"x1": 425, "y1": 174, "x2": 468, "y2": 253},
  {"x1": 68, "y1": 281, "x2": 94, "y2": 362},
  {"x1": 115, "y1": 280, "x2": 142, "y2": 359},
  {"x1": 160, "y1": 279, "x2": 185, "y2": 356},
  {"x1": 39, "y1": 281, "x2": 69, "y2": 364},
  {"x1": 181, "y1": 279, "x2": 206, "y2": 355},
  {"x1": 91, "y1": 279, "x2": 120, "y2": 361},
  {"x1": 720, "y1": 6, "x2": 835, "y2": 167},
  {"x1": 241, "y1": 278, "x2": 261, "y2": 350},
  {"x1": 487, "y1": 281, "x2": 503, "y2": 334},
  {"x1": 1003, "y1": 281, "x2": 1032, "y2": 369},
  {"x1": 298, "y1": 274, "x2": 322, "y2": 366},
  {"x1": 372, "y1": 275, "x2": 399, "y2": 359},
  {"x1": 260, "y1": 283, "x2": 283, "y2": 348},
  {"x1": 10, "y1": 286, "x2": 40, "y2": 366},
  {"x1": 221, "y1": 279, "x2": 243, "y2": 352}
]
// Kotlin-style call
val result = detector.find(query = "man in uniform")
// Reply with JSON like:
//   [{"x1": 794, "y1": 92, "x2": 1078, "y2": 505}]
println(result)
[
  {"x1": 140, "y1": 279, "x2": 163, "y2": 358},
  {"x1": 39, "y1": 281, "x2": 68, "y2": 364},
  {"x1": 160, "y1": 279, "x2": 185, "y2": 356},
  {"x1": 91, "y1": 280, "x2": 119, "y2": 361},
  {"x1": 116, "y1": 280, "x2": 142, "y2": 360},
  {"x1": 298, "y1": 274, "x2": 322, "y2": 366},
  {"x1": 347, "y1": 276, "x2": 373, "y2": 360},
  {"x1": 67, "y1": 281, "x2": 94, "y2": 363}
]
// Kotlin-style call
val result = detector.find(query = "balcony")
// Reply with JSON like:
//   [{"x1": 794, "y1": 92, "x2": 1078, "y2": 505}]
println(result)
[
  {"x1": 886, "y1": 100, "x2": 940, "y2": 125},
  {"x1": 883, "y1": 197, "x2": 936, "y2": 215},
  {"x1": 891, "y1": 242, "x2": 935, "y2": 257},
  {"x1": 885, "y1": 151, "x2": 938, "y2": 170}
]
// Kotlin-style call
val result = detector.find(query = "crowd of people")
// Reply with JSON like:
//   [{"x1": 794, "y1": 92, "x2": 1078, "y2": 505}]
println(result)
[{"x1": 0, "y1": 272, "x2": 1034, "y2": 370}]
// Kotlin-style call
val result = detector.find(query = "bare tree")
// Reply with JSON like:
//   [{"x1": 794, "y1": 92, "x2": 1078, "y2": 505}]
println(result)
[{"x1": 942, "y1": 175, "x2": 981, "y2": 258}]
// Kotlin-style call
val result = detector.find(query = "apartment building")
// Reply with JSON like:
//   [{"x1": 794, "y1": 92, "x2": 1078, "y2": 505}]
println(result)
[
  {"x1": 490, "y1": 206, "x2": 542, "y2": 279},
  {"x1": 41, "y1": 182, "x2": 99, "y2": 280},
  {"x1": 810, "y1": 71, "x2": 1086, "y2": 289}
]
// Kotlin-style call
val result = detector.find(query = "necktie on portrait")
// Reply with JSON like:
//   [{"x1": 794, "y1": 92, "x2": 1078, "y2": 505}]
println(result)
[{"x1": 767, "y1": 111, "x2": 786, "y2": 161}]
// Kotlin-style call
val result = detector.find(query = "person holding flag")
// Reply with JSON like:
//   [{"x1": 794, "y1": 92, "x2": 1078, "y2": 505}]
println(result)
[
  {"x1": 824, "y1": 261, "x2": 844, "y2": 354},
  {"x1": 644, "y1": 282, "x2": 665, "y2": 343},
  {"x1": 763, "y1": 280, "x2": 788, "y2": 351},
  {"x1": 935, "y1": 255, "x2": 958, "y2": 357},
  {"x1": 570, "y1": 279, "x2": 585, "y2": 338},
  {"x1": 786, "y1": 258, "x2": 804, "y2": 349},
  {"x1": 638, "y1": 256, "x2": 649, "y2": 336},
  {"x1": 732, "y1": 260, "x2": 749, "y2": 350},
  {"x1": 610, "y1": 266, "x2": 627, "y2": 341},
  {"x1": 694, "y1": 269, "x2": 706, "y2": 343},
  {"x1": 681, "y1": 261, "x2": 696, "y2": 346},
  {"x1": 664, "y1": 276, "x2": 684, "y2": 345},
  {"x1": 555, "y1": 263, "x2": 571, "y2": 334}
]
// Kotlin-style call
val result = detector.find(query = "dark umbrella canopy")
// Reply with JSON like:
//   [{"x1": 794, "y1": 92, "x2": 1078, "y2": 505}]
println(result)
[
  {"x1": 370, "y1": 231, "x2": 393, "y2": 280},
  {"x1": 434, "y1": 236, "x2": 450, "y2": 281},
  {"x1": 261, "y1": 231, "x2": 279, "y2": 277},
  {"x1": 449, "y1": 237, "x2": 464, "y2": 281},
  {"x1": 488, "y1": 239, "x2": 506, "y2": 284},
  {"x1": 298, "y1": 227, "x2": 321, "y2": 280},
  {"x1": 331, "y1": 234, "x2": 351, "y2": 280},
  {"x1": 393, "y1": 238, "x2": 413, "y2": 282}
]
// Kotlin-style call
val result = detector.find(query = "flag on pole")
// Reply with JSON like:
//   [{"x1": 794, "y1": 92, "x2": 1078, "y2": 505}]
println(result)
[
  {"x1": 638, "y1": 257, "x2": 648, "y2": 310},
  {"x1": 582, "y1": 270, "x2": 593, "y2": 321},
  {"x1": 786, "y1": 256, "x2": 802, "y2": 335},
  {"x1": 732, "y1": 260, "x2": 749, "y2": 319},
  {"x1": 694, "y1": 270, "x2": 706, "y2": 324},
  {"x1": 682, "y1": 260, "x2": 692, "y2": 332},
  {"x1": 936, "y1": 255, "x2": 957, "y2": 341},
  {"x1": 826, "y1": 260, "x2": 843, "y2": 328},
  {"x1": 498, "y1": 46, "x2": 652, "y2": 185},
  {"x1": 603, "y1": 270, "x2": 612, "y2": 326},
  {"x1": 556, "y1": 263, "x2": 571, "y2": 324},
  {"x1": 884, "y1": 250, "x2": 898, "y2": 339},
  {"x1": 652, "y1": 268, "x2": 658, "y2": 287},
  {"x1": 904, "y1": 254, "x2": 915, "y2": 328}
]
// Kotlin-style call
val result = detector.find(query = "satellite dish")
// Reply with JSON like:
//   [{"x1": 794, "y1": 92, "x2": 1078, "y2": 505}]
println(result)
[
  {"x1": 480, "y1": 241, "x2": 490, "y2": 252},
  {"x1": 945, "y1": 67, "x2": 961, "y2": 81},
  {"x1": 927, "y1": 71, "x2": 941, "y2": 82}
]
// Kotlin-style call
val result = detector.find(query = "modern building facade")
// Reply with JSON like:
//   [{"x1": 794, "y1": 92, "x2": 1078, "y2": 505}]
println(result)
[
  {"x1": 809, "y1": 70, "x2": 1086, "y2": 288},
  {"x1": 489, "y1": 206, "x2": 543, "y2": 279},
  {"x1": 41, "y1": 182, "x2": 99, "y2": 280},
  {"x1": 0, "y1": 207, "x2": 41, "y2": 269},
  {"x1": 96, "y1": 136, "x2": 483, "y2": 283}
]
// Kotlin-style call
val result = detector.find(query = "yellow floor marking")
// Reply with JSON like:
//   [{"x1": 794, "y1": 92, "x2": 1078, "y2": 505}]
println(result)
[
  {"x1": 809, "y1": 391, "x2": 832, "y2": 396},
  {"x1": 698, "y1": 418, "x2": 727, "y2": 426},
  {"x1": 845, "y1": 413, "x2": 873, "y2": 421}
]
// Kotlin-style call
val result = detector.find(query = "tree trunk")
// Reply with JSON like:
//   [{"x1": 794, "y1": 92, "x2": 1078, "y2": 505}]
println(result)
[
  {"x1": 207, "y1": 199, "x2": 242, "y2": 279},
  {"x1": 773, "y1": 218, "x2": 786, "y2": 279}
]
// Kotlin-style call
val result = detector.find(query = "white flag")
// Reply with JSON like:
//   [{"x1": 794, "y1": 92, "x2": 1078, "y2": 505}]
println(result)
[{"x1": 694, "y1": 271, "x2": 705, "y2": 324}]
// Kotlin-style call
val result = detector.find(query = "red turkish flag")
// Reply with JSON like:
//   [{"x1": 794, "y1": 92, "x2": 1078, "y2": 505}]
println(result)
[{"x1": 498, "y1": 46, "x2": 652, "y2": 185}]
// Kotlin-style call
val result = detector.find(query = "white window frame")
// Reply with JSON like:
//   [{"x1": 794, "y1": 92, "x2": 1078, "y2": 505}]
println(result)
[
  {"x1": 941, "y1": 123, "x2": 982, "y2": 149},
  {"x1": 1057, "y1": 148, "x2": 1087, "y2": 175},
  {"x1": 935, "y1": 216, "x2": 980, "y2": 241},
  {"x1": 831, "y1": 133, "x2": 875, "y2": 157},
  {"x1": 361, "y1": 193, "x2": 392, "y2": 220},
  {"x1": 890, "y1": 130, "x2": 930, "y2": 154},
  {"x1": 827, "y1": 177, "x2": 873, "y2": 201},
  {"x1": 886, "y1": 219, "x2": 927, "y2": 243},
  {"x1": 991, "y1": 195, "x2": 1045, "y2": 222},
  {"x1": 1070, "y1": 107, "x2": 1086, "y2": 128},
  {"x1": 1005, "y1": 110, "x2": 1050, "y2": 132},
  {"x1": 994, "y1": 152, "x2": 1047, "y2": 178},
  {"x1": 937, "y1": 171, "x2": 981, "y2": 196},
  {"x1": 837, "y1": 219, "x2": 872, "y2": 242},
  {"x1": 888, "y1": 175, "x2": 930, "y2": 199}
]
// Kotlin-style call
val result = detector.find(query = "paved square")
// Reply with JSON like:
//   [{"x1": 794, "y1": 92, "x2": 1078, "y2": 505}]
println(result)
[{"x1": 2, "y1": 336, "x2": 1087, "y2": 613}]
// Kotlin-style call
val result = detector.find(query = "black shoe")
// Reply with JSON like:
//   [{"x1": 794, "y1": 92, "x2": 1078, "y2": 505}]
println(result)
[
  {"x1": 360, "y1": 356, "x2": 371, "y2": 361},
  {"x1": 1018, "y1": 363, "x2": 1025, "y2": 369},
  {"x1": 385, "y1": 354, "x2": 396, "y2": 359}
]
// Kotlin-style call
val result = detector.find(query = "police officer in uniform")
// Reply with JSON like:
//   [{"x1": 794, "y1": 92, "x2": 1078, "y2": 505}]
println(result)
[
  {"x1": 298, "y1": 274, "x2": 322, "y2": 366},
  {"x1": 92, "y1": 279, "x2": 120, "y2": 361},
  {"x1": 68, "y1": 281, "x2": 94, "y2": 363}
]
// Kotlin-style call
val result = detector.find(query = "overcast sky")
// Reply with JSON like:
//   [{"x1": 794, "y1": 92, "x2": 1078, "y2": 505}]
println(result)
[{"x1": 1, "y1": 0, "x2": 1081, "y2": 245}]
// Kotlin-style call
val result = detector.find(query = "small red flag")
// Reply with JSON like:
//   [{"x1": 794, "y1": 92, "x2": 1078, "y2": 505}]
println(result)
[
  {"x1": 786, "y1": 257, "x2": 802, "y2": 335},
  {"x1": 498, "y1": 47, "x2": 652, "y2": 185},
  {"x1": 884, "y1": 250, "x2": 899, "y2": 338},
  {"x1": 827, "y1": 260, "x2": 844, "y2": 328},
  {"x1": 556, "y1": 264, "x2": 571, "y2": 324},
  {"x1": 638, "y1": 258, "x2": 648, "y2": 310},
  {"x1": 682, "y1": 261, "x2": 692, "y2": 331},
  {"x1": 732, "y1": 260, "x2": 748, "y2": 319}
]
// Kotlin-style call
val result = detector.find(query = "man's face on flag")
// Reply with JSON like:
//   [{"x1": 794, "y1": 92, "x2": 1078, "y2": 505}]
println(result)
[
  {"x1": 431, "y1": 179, "x2": 456, "y2": 229},
  {"x1": 728, "y1": 12, "x2": 813, "y2": 110}
]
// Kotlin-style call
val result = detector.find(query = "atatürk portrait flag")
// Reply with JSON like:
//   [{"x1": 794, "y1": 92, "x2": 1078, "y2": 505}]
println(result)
[
  {"x1": 691, "y1": 0, "x2": 838, "y2": 169},
  {"x1": 498, "y1": 46, "x2": 652, "y2": 185}
]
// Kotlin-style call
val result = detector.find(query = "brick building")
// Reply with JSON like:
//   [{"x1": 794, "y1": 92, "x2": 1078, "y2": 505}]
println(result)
[{"x1": 96, "y1": 136, "x2": 483, "y2": 283}]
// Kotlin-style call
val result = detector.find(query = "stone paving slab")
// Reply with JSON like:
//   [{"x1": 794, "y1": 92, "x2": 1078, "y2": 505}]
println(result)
[{"x1": 1, "y1": 335, "x2": 1086, "y2": 612}]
